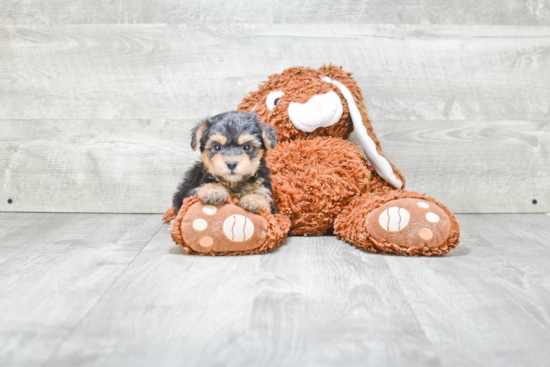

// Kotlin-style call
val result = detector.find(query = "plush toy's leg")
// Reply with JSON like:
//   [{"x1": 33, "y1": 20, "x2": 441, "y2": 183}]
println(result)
[
  {"x1": 334, "y1": 191, "x2": 460, "y2": 256},
  {"x1": 165, "y1": 197, "x2": 290, "y2": 256}
]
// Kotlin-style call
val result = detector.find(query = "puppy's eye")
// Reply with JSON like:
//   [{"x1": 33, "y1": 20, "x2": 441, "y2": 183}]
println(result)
[
  {"x1": 266, "y1": 91, "x2": 285, "y2": 111},
  {"x1": 242, "y1": 144, "x2": 250, "y2": 152},
  {"x1": 214, "y1": 144, "x2": 222, "y2": 151}
]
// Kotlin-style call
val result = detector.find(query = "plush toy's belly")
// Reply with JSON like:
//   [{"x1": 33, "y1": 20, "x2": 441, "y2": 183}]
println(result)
[{"x1": 266, "y1": 137, "x2": 373, "y2": 235}]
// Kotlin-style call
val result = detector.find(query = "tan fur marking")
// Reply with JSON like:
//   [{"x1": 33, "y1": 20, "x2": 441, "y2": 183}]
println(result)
[
  {"x1": 204, "y1": 151, "x2": 259, "y2": 184},
  {"x1": 259, "y1": 126, "x2": 274, "y2": 150},
  {"x1": 201, "y1": 152, "x2": 213, "y2": 170},
  {"x1": 196, "y1": 183, "x2": 229, "y2": 205},
  {"x1": 228, "y1": 154, "x2": 249, "y2": 165},
  {"x1": 239, "y1": 194, "x2": 271, "y2": 213},
  {"x1": 238, "y1": 134, "x2": 256, "y2": 145},
  {"x1": 239, "y1": 179, "x2": 272, "y2": 198},
  {"x1": 211, "y1": 154, "x2": 226, "y2": 166},
  {"x1": 236, "y1": 179, "x2": 273, "y2": 214},
  {"x1": 239, "y1": 155, "x2": 260, "y2": 179},
  {"x1": 210, "y1": 134, "x2": 227, "y2": 145},
  {"x1": 193, "y1": 124, "x2": 206, "y2": 151}
]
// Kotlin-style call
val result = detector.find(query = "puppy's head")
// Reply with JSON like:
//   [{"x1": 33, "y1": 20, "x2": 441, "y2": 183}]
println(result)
[{"x1": 191, "y1": 111, "x2": 276, "y2": 184}]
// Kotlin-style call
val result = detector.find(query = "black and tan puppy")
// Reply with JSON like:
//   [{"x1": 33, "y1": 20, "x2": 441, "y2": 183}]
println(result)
[{"x1": 172, "y1": 111, "x2": 277, "y2": 216}]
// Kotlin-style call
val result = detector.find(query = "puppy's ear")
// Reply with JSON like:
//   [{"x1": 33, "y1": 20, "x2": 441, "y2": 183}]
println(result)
[
  {"x1": 190, "y1": 120, "x2": 207, "y2": 151},
  {"x1": 259, "y1": 123, "x2": 277, "y2": 151}
]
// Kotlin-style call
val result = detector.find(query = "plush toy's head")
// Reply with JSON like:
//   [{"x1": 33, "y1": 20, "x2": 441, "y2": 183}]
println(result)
[
  {"x1": 238, "y1": 65, "x2": 405, "y2": 189},
  {"x1": 238, "y1": 65, "x2": 361, "y2": 142}
]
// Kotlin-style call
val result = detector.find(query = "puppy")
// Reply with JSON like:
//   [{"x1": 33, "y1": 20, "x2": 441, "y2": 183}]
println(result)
[{"x1": 172, "y1": 111, "x2": 277, "y2": 216}]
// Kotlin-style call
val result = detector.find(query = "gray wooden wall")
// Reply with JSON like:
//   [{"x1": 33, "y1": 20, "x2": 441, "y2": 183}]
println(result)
[{"x1": 1, "y1": 1, "x2": 549, "y2": 214}]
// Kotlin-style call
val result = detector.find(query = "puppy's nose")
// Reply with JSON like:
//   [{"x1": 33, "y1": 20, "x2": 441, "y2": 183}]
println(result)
[{"x1": 226, "y1": 161, "x2": 238, "y2": 171}]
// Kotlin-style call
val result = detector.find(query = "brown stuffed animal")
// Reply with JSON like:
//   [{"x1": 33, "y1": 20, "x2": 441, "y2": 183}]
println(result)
[{"x1": 165, "y1": 65, "x2": 460, "y2": 256}]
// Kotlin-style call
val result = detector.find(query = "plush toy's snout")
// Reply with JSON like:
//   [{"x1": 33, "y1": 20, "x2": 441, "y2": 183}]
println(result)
[{"x1": 288, "y1": 91, "x2": 343, "y2": 132}]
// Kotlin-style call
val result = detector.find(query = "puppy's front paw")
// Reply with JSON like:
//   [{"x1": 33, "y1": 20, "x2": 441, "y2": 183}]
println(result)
[
  {"x1": 197, "y1": 184, "x2": 229, "y2": 205},
  {"x1": 239, "y1": 194, "x2": 270, "y2": 213}
]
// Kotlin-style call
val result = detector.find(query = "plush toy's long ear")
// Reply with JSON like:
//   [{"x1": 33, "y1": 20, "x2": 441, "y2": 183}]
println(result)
[
  {"x1": 319, "y1": 65, "x2": 405, "y2": 189},
  {"x1": 259, "y1": 123, "x2": 277, "y2": 150},
  {"x1": 190, "y1": 120, "x2": 207, "y2": 151}
]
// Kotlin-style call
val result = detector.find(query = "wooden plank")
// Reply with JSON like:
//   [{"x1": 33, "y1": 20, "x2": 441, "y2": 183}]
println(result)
[
  {"x1": 1, "y1": 0, "x2": 549, "y2": 25},
  {"x1": 0, "y1": 24, "x2": 549, "y2": 122},
  {"x1": 0, "y1": 213, "x2": 163, "y2": 367},
  {"x1": 1, "y1": 119, "x2": 548, "y2": 213},
  {"x1": 45, "y1": 231, "x2": 441, "y2": 367},
  {"x1": 354, "y1": 120, "x2": 550, "y2": 213},
  {"x1": 0, "y1": 119, "x2": 197, "y2": 213},
  {"x1": 457, "y1": 214, "x2": 550, "y2": 276},
  {"x1": 0, "y1": 212, "x2": 43, "y2": 241},
  {"x1": 384, "y1": 214, "x2": 550, "y2": 367}
]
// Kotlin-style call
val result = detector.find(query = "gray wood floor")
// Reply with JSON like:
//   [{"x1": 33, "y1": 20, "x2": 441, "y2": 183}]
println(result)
[{"x1": 1, "y1": 213, "x2": 549, "y2": 367}]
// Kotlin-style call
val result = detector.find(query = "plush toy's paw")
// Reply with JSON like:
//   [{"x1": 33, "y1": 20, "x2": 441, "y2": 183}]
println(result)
[
  {"x1": 196, "y1": 183, "x2": 229, "y2": 206},
  {"x1": 180, "y1": 202, "x2": 268, "y2": 254},
  {"x1": 366, "y1": 198, "x2": 452, "y2": 253},
  {"x1": 238, "y1": 194, "x2": 271, "y2": 213},
  {"x1": 335, "y1": 193, "x2": 460, "y2": 256}
]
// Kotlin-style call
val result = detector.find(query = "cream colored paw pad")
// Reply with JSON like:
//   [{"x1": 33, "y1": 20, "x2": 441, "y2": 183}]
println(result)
[
  {"x1": 203, "y1": 205, "x2": 217, "y2": 215},
  {"x1": 425, "y1": 212, "x2": 440, "y2": 223},
  {"x1": 378, "y1": 207, "x2": 410, "y2": 231},
  {"x1": 192, "y1": 219, "x2": 207, "y2": 231},
  {"x1": 417, "y1": 202, "x2": 430, "y2": 209},
  {"x1": 223, "y1": 214, "x2": 254, "y2": 242}
]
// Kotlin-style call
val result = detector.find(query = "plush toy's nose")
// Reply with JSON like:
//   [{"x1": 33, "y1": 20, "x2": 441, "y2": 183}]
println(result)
[
  {"x1": 306, "y1": 95, "x2": 327, "y2": 112},
  {"x1": 288, "y1": 91, "x2": 343, "y2": 133}
]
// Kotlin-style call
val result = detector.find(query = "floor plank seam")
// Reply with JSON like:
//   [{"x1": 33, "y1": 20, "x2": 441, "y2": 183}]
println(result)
[
  {"x1": 39, "y1": 220, "x2": 165, "y2": 367},
  {"x1": 382, "y1": 257, "x2": 445, "y2": 367}
]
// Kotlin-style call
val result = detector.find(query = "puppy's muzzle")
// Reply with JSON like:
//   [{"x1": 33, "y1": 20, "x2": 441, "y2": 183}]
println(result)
[{"x1": 226, "y1": 161, "x2": 238, "y2": 171}]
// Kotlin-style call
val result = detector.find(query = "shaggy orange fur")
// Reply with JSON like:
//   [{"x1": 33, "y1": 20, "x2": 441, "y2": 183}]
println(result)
[{"x1": 265, "y1": 137, "x2": 372, "y2": 235}]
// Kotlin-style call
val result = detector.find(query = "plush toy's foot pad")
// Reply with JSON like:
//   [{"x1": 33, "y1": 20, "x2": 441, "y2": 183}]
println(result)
[
  {"x1": 180, "y1": 202, "x2": 267, "y2": 253},
  {"x1": 366, "y1": 198, "x2": 451, "y2": 250}
]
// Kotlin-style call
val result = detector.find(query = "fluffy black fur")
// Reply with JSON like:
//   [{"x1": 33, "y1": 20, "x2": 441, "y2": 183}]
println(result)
[{"x1": 172, "y1": 111, "x2": 277, "y2": 214}]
